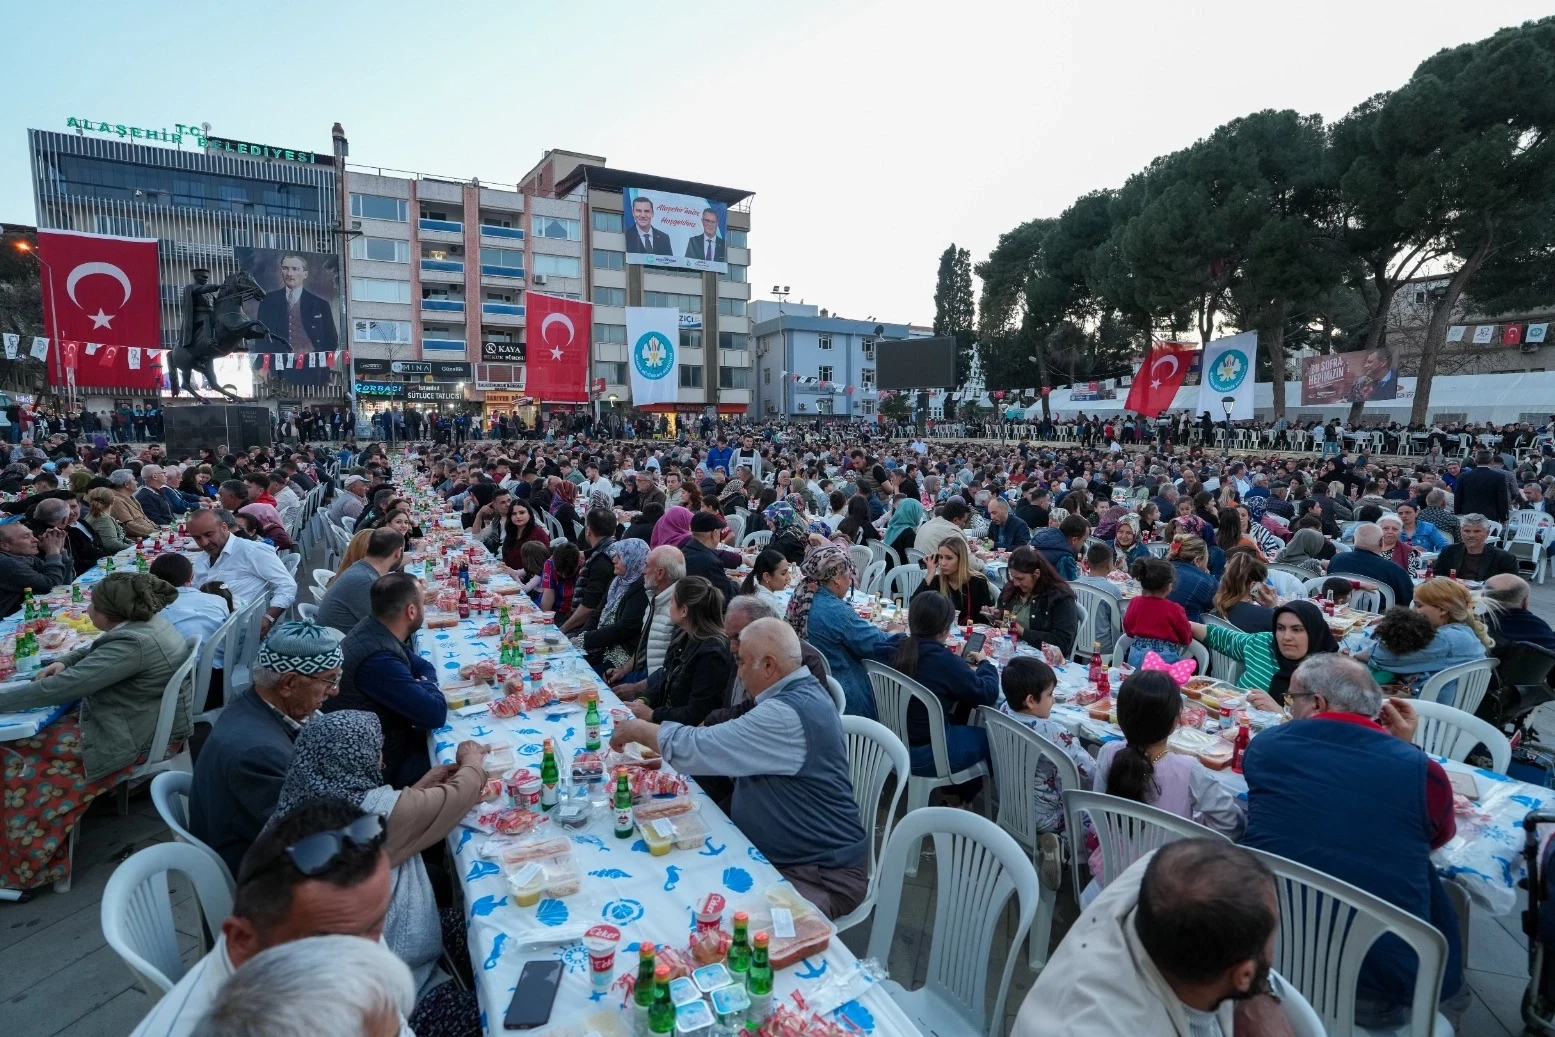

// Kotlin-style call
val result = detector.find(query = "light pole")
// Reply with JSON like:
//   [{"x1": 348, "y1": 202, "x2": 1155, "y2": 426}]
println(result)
[
  {"x1": 1221, "y1": 395, "x2": 1235, "y2": 460},
  {"x1": 11, "y1": 239, "x2": 61, "y2": 405}
]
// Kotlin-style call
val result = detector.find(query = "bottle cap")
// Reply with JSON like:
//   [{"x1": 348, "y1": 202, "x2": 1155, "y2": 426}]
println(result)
[
  {"x1": 655, "y1": 964, "x2": 670, "y2": 980},
  {"x1": 640, "y1": 941, "x2": 656, "y2": 956},
  {"x1": 733, "y1": 910, "x2": 749, "y2": 923},
  {"x1": 753, "y1": 931, "x2": 770, "y2": 947}
]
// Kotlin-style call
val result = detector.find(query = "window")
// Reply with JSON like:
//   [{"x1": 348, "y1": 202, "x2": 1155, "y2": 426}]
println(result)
[
  {"x1": 351, "y1": 193, "x2": 408, "y2": 222},
  {"x1": 858, "y1": 399, "x2": 874, "y2": 415},
  {"x1": 728, "y1": 229, "x2": 747, "y2": 248},
  {"x1": 724, "y1": 263, "x2": 747, "y2": 283},
  {"x1": 656, "y1": 266, "x2": 702, "y2": 279},
  {"x1": 422, "y1": 287, "x2": 455, "y2": 301},
  {"x1": 818, "y1": 365, "x2": 834, "y2": 382},
  {"x1": 353, "y1": 319, "x2": 412, "y2": 343},
  {"x1": 596, "y1": 361, "x2": 627, "y2": 384},
  {"x1": 94, "y1": 214, "x2": 147, "y2": 236},
  {"x1": 764, "y1": 368, "x2": 771, "y2": 384},
  {"x1": 480, "y1": 247, "x2": 524, "y2": 269},
  {"x1": 592, "y1": 210, "x2": 623, "y2": 233},
  {"x1": 593, "y1": 248, "x2": 625, "y2": 270},
  {"x1": 532, "y1": 215, "x2": 581, "y2": 240},
  {"x1": 532, "y1": 253, "x2": 582, "y2": 278},
  {"x1": 352, "y1": 277, "x2": 411, "y2": 304},
  {"x1": 861, "y1": 367, "x2": 875, "y2": 388},
  {"x1": 717, "y1": 298, "x2": 746, "y2": 317},
  {"x1": 482, "y1": 215, "x2": 514, "y2": 228},
  {"x1": 485, "y1": 291, "x2": 519, "y2": 303},
  {"x1": 643, "y1": 291, "x2": 702, "y2": 313},
  {"x1": 719, "y1": 366, "x2": 750, "y2": 389},
  {"x1": 680, "y1": 330, "x2": 703, "y2": 350},
  {"x1": 351, "y1": 236, "x2": 409, "y2": 263},
  {"x1": 818, "y1": 334, "x2": 833, "y2": 350},
  {"x1": 862, "y1": 337, "x2": 876, "y2": 360},
  {"x1": 594, "y1": 323, "x2": 627, "y2": 344},
  {"x1": 718, "y1": 332, "x2": 748, "y2": 351},
  {"x1": 679, "y1": 366, "x2": 704, "y2": 388},
  {"x1": 816, "y1": 397, "x2": 833, "y2": 415},
  {"x1": 593, "y1": 286, "x2": 625, "y2": 307}
]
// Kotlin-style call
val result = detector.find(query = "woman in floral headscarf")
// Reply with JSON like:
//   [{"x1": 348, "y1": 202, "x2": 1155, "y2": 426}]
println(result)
[
  {"x1": 787, "y1": 545, "x2": 901, "y2": 718},
  {"x1": 577, "y1": 538, "x2": 650, "y2": 672}
]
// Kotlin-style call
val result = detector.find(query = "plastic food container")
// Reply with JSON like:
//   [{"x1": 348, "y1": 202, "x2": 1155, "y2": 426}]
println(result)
[
  {"x1": 692, "y1": 962, "x2": 731, "y2": 994},
  {"x1": 507, "y1": 861, "x2": 543, "y2": 907},
  {"x1": 640, "y1": 818, "x2": 674, "y2": 856},
  {"x1": 667, "y1": 811, "x2": 709, "y2": 851},
  {"x1": 734, "y1": 886, "x2": 837, "y2": 969},
  {"x1": 482, "y1": 745, "x2": 517, "y2": 776},
  {"x1": 675, "y1": 999, "x2": 713, "y2": 1035},
  {"x1": 710, "y1": 985, "x2": 749, "y2": 1029},
  {"x1": 668, "y1": 976, "x2": 699, "y2": 1007},
  {"x1": 539, "y1": 852, "x2": 582, "y2": 898}
]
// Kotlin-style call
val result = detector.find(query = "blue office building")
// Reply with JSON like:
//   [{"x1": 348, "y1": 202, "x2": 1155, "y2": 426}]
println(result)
[{"x1": 751, "y1": 302, "x2": 919, "y2": 421}]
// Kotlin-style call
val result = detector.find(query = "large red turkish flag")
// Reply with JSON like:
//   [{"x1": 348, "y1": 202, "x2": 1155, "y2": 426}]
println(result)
[
  {"x1": 525, "y1": 293, "x2": 592, "y2": 403},
  {"x1": 1124, "y1": 342, "x2": 1195, "y2": 417},
  {"x1": 37, "y1": 230, "x2": 163, "y2": 389}
]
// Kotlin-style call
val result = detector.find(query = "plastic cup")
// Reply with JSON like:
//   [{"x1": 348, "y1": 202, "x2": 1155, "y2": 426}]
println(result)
[
  {"x1": 584, "y1": 923, "x2": 620, "y2": 991},
  {"x1": 695, "y1": 892, "x2": 727, "y2": 934}
]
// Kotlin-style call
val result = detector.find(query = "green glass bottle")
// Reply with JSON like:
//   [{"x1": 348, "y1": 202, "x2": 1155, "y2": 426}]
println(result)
[
  {"x1": 633, "y1": 942, "x2": 657, "y2": 1013},
  {"x1": 747, "y1": 931, "x2": 774, "y2": 1024},
  {"x1": 584, "y1": 695, "x2": 601, "y2": 751},
  {"x1": 726, "y1": 910, "x2": 751, "y2": 981},
  {"x1": 71, "y1": 583, "x2": 82, "y2": 604},
  {"x1": 539, "y1": 737, "x2": 558, "y2": 810},
  {"x1": 104, "y1": 556, "x2": 115, "y2": 573},
  {"x1": 647, "y1": 964, "x2": 674, "y2": 1035},
  {"x1": 613, "y1": 767, "x2": 634, "y2": 839},
  {"x1": 23, "y1": 590, "x2": 35, "y2": 621},
  {"x1": 134, "y1": 551, "x2": 148, "y2": 573}
]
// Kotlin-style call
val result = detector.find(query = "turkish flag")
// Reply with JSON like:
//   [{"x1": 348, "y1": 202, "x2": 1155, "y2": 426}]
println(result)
[
  {"x1": 1124, "y1": 342, "x2": 1194, "y2": 417},
  {"x1": 526, "y1": 293, "x2": 592, "y2": 402},
  {"x1": 37, "y1": 230, "x2": 163, "y2": 389}
]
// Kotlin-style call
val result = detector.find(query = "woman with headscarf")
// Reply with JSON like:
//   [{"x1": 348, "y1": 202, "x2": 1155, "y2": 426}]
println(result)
[
  {"x1": 269, "y1": 710, "x2": 488, "y2": 1029},
  {"x1": 1191, "y1": 599, "x2": 1340, "y2": 711},
  {"x1": 787, "y1": 544, "x2": 901, "y2": 718},
  {"x1": 0, "y1": 572, "x2": 190, "y2": 889},
  {"x1": 1277, "y1": 525, "x2": 1331, "y2": 575},
  {"x1": 552, "y1": 479, "x2": 583, "y2": 543},
  {"x1": 577, "y1": 538, "x2": 650, "y2": 673},
  {"x1": 718, "y1": 473, "x2": 750, "y2": 515},
  {"x1": 586, "y1": 484, "x2": 617, "y2": 518},
  {"x1": 650, "y1": 505, "x2": 695, "y2": 549},
  {"x1": 884, "y1": 497, "x2": 923, "y2": 561}
]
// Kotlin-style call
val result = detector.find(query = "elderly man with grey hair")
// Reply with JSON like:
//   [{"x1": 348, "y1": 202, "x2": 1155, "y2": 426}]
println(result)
[
  {"x1": 611, "y1": 617, "x2": 869, "y2": 919},
  {"x1": 106, "y1": 467, "x2": 159, "y2": 537},
  {"x1": 1484, "y1": 573, "x2": 1555, "y2": 651},
  {"x1": 1241, "y1": 652, "x2": 1463, "y2": 1022},
  {"x1": 1325, "y1": 521, "x2": 1414, "y2": 606},
  {"x1": 608, "y1": 545, "x2": 684, "y2": 692},
  {"x1": 1435, "y1": 512, "x2": 1519, "y2": 584},
  {"x1": 0, "y1": 520, "x2": 72, "y2": 617},
  {"x1": 25, "y1": 496, "x2": 78, "y2": 576},
  {"x1": 133, "y1": 462, "x2": 176, "y2": 526}
]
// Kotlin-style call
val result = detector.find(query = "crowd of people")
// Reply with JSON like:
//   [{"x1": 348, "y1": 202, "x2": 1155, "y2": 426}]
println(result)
[{"x1": 2, "y1": 414, "x2": 1552, "y2": 1034}]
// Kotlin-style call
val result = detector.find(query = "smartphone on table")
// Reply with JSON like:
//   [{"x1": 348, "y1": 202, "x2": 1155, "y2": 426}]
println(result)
[{"x1": 504, "y1": 960, "x2": 563, "y2": 1029}]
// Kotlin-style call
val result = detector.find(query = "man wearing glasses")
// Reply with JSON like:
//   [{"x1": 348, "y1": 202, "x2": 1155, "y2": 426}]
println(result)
[
  {"x1": 131, "y1": 797, "x2": 399, "y2": 1037},
  {"x1": 191, "y1": 622, "x2": 345, "y2": 877}
]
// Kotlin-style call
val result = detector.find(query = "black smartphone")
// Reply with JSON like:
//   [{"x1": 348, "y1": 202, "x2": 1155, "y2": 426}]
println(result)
[
  {"x1": 504, "y1": 960, "x2": 563, "y2": 1030},
  {"x1": 961, "y1": 631, "x2": 986, "y2": 657}
]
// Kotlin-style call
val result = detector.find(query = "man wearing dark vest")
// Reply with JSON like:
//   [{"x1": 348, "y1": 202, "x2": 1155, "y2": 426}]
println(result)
[
  {"x1": 328, "y1": 571, "x2": 446, "y2": 788},
  {"x1": 1241, "y1": 653, "x2": 1462, "y2": 1026},
  {"x1": 609, "y1": 617, "x2": 869, "y2": 920}
]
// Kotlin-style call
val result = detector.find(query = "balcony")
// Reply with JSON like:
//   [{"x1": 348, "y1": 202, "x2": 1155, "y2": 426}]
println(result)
[
  {"x1": 480, "y1": 224, "x2": 525, "y2": 242},
  {"x1": 480, "y1": 264, "x2": 525, "y2": 281},
  {"x1": 422, "y1": 338, "x2": 467, "y2": 353},
  {"x1": 418, "y1": 218, "x2": 463, "y2": 239},
  {"x1": 421, "y1": 299, "x2": 466, "y2": 321},
  {"x1": 481, "y1": 302, "x2": 526, "y2": 326},
  {"x1": 420, "y1": 258, "x2": 464, "y2": 282}
]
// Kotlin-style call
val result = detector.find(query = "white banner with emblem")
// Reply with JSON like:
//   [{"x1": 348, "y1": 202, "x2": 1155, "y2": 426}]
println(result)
[{"x1": 625, "y1": 307, "x2": 679, "y2": 407}]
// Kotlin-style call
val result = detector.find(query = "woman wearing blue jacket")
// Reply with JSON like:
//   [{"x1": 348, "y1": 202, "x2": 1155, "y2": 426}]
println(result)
[{"x1": 787, "y1": 544, "x2": 901, "y2": 718}]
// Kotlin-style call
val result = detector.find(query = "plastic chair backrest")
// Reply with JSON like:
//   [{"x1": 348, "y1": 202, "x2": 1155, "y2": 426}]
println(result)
[
  {"x1": 849, "y1": 545, "x2": 874, "y2": 583},
  {"x1": 861, "y1": 559, "x2": 888, "y2": 596},
  {"x1": 800, "y1": 640, "x2": 832, "y2": 679},
  {"x1": 281, "y1": 552, "x2": 300, "y2": 577},
  {"x1": 980, "y1": 706, "x2": 1081, "y2": 853},
  {"x1": 1070, "y1": 585, "x2": 1120, "y2": 662},
  {"x1": 223, "y1": 594, "x2": 270, "y2": 699},
  {"x1": 906, "y1": 548, "x2": 926, "y2": 567},
  {"x1": 881, "y1": 564, "x2": 925, "y2": 602},
  {"x1": 296, "y1": 602, "x2": 318, "y2": 623},
  {"x1": 824, "y1": 675, "x2": 848, "y2": 715},
  {"x1": 138, "y1": 639, "x2": 198, "y2": 772},
  {"x1": 1145, "y1": 541, "x2": 1171, "y2": 558},
  {"x1": 1244, "y1": 846, "x2": 1446, "y2": 1037},
  {"x1": 868, "y1": 539, "x2": 888, "y2": 566},
  {"x1": 311, "y1": 567, "x2": 336, "y2": 595},
  {"x1": 1301, "y1": 575, "x2": 1387, "y2": 613},
  {"x1": 101, "y1": 841, "x2": 236, "y2": 996},
  {"x1": 866, "y1": 807, "x2": 1039, "y2": 1037},
  {"x1": 724, "y1": 513, "x2": 745, "y2": 550},
  {"x1": 1112, "y1": 633, "x2": 1133, "y2": 669},
  {"x1": 1410, "y1": 698, "x2": 1512, "y2": 772},
  {"x1": 1062, "y1": 789, "x2": 1229, "y2": 894},
  {"x1": 1201, "y1": 615, "x2": 1245, "y2": 684},
  {"x1": 840, "y1": 715, "x2": 909, "y2": 892},
  {"x1": 540, "y1": 510, "x2": 564, "y2": 539},
  {"x1": 191, "y1": 609, "x2": 242, "y2": 718},
  {"x1": 1419, "y1": 658, "x2": 1498, "y2": 714},
  {"x1": 741, "y1": 530, "x2": 771, "y2": 549},
  {"x1": 865, "y1": 660, "x2": 952, "y2": 779},
  {"x1": 149, "y1": 771, "x2": 235, "y2": 889}
]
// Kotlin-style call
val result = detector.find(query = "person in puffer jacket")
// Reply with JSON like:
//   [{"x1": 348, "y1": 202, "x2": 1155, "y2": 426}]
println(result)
[{"x1": 1031, "y1": 515, "x2": 1088, "y2": 582}]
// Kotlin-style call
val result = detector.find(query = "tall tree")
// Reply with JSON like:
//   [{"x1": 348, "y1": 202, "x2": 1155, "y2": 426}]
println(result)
[
  {"x1": 933, "y1": 244, "x2": 977, "y2": 385},
  {"x1": 975, "y1": 221, "x2": 1053, "y2": 416}
]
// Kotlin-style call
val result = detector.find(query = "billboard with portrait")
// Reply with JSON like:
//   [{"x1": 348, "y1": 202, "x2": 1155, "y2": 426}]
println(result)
[
  {"x1": 234, "y1": 246, "x2": 342, "y2": 386},
  {"x1": 1301, "y1": 348, "x2": 1400, "y2": 406},
  {"x1": 621, "y1": 187, "x2": 729, "y2": 274}
]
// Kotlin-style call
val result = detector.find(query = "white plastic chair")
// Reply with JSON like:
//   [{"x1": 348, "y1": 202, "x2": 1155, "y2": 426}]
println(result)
[
  {"x1": 1062, "y1": 789, "x2": 1229, "y2": 894},
  {"x1": 833, "y1": 716, "x2": 910, "y2": 934},
  {"x1": 1201, "y1": 615, "x2": 1246, "y2": 684},
  {"x1": 866, "y1": 807, "x2": 1039, "y2": 1037},
  {"x1": 540, "y1": 510, "x2": 565, "y2": 539},
  {"x1": 1302, "y1": 575, "x2": 1390, "y2": 613},
  {"x1": 905, "y1": 548, "x2": 926, "y2": 567},
  {"x1": 866, "y1": 660, "x2": 989, "y2": 876},
  {"x1": 723, "y1": 512, "x2": 745, "y2": 551},
  {"x1": 123, "y1": 638, "x2": 199, "y2": 787},
  {"x1": 824, "y1": 675, "x2": 848, "y2": 715},
  {"x1": 1244, "y1": 845, "x2": 1451, "y2": 1037},
  {"x1": 311, "y1": 566, "x2": 336, "y2": 601},
  {"x1": 190, "y1": 609, "x2": 242, "y2": 727},
  {"x1": 1418, "y1": 658, "x2": 1498, "y2": 714},
  {"x1": 1411, "y1": 698, "x2": 1511, "y2": 773},
  {"x1": 149, "y1": 771, "x2": 236, "y2": 891},
  {"x1": 101, "y1": 842, "x2": 235, "y2": 996},
  {"x1": 1070, "y1": 585, "x2": 1120, "y2": 664},
  {"x1": 222, "y1": 595, "x2": 270, "y2": 700},
  {"x1": 849, "y1": 545, "x2": 874, "y2": 584},
  {"x1": 1110, "y1": 633, "x2": 1208, "y2": 677},
  {"x1": 860, "y1": 559, "x2": 888, "y2": 596},
  {"x1": 980, "y1": 705, "x2": 1081, "y2": 970},
  {"x1": 296, "y1": 602, "x2": 318, "y2": 623},
  {"x1": 881, "y1": 564, "x2": 925, "y2": 603},
  {"x1": 281, "y1": 552, "x2": 300, "y2": 577},
  {"x1": 741, "y1": 529, "x2": 771, "y2": 550}
]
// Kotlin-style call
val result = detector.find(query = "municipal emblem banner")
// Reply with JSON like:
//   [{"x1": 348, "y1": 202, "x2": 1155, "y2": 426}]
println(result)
[
  {"x1": 626, "y1": 307, "x2": 680, "y2": 407},
  {"x1": 1197, "y1": 331, "x2": 1256, "y2": 421}
]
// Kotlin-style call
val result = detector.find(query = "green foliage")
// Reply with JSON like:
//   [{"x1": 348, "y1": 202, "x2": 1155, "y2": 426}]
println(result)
[
  {"x1": 879, "y1": 392, "x2": 913, "y2": 423},
  {"x1": 932, "y1": 244, "x2": 977, "y2": 384}
]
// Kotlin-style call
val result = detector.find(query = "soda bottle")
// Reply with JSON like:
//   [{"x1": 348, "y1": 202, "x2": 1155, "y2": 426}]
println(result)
[
  {"x1": 423, "y1": 558, "x2": 435, "y2": 578},
  {"x1": 500, "y1": 603, "x2": 511, "y2": 633},
  {"x1": 648, "y1": 964, "x2": 675, "y2": 1035},
  {"x1": 71, "y1": 583, "x2": 82, "y2": 605},
  {"x1": 104, "y1": 556, "x2": 115, "y2": 572},
  {"x1": 539, "y1": 738, "x2": 559, "y2": 809},
  {"x1": 585, "y1": 695, "x2": 602, "y2": 751},
  {"x1": 514, "y1": 612, "x2": 524, "y2": 641},
  {"x1": 633, "y1": 943, "x2": 657, "y2": 1032},
  {"x1": 1087, "y1": 640, "x2": 1103, "y2": 684},
  {"x1": 1231, "y1": 717, "x2": 1252, "y2": 773},
  {"x1": 747, "y1": 931, "x2": 774, "y2": 1023},
  {"x1": 22, "y1": 590, "x2": 34, "y2": 621},
  {"x1": 1448, "y1": 569, "x2": 1458, "y2": 581},
  {"x1": 135, "y1": 551, "x2": 148, "y2": 573},
  {"x1": 613, "y1": 767, "x2": 634, "y2": 838},
  {"x1": 727, "y1": 911, "x2": 751, "y2": 981}
]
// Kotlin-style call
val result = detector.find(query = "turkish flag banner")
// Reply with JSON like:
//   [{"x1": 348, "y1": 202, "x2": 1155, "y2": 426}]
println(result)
[
  {"x1": 1124, "y1": 342, "x2": 1195, "y2": 417},
  {"x1": 37, "y1": 230, "x2": 162, "y2": 389},
  {"x1": 526, "y1": 293, "x2": 593, "y2": 402}
]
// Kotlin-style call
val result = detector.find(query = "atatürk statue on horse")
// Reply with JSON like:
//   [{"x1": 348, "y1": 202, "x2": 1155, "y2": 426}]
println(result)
[{"x1": 171, "y1": 268, "x2": 288, "y2": 402}]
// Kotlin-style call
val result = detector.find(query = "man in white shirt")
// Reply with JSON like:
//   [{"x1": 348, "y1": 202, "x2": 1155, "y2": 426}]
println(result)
[
  {"x1": 269, "y1": 472, "x2": 303, "y2": 530},
  {"x1": 129, "y1": 799, "x2": 395, "y2": 1037},
  {"x1": 579, "y1": 460, "x2": 615, "y2": 503},
  {"x1": 187, "y1": 509, "x2": 294, "y2": 636}
]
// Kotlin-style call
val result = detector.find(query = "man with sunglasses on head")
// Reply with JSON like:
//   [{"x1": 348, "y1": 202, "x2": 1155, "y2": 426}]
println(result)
[
  {"x1": 191, "y1": 622, "x2": 345, "y2": 877},
  {"x1": 130, "y1": 797, "x2": 399, "y2": 1037}
]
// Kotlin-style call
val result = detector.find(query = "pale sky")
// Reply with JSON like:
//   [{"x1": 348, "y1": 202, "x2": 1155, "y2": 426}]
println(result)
[{"x1": 4, "y1": 0, "x2": 1548, "y2": 326}]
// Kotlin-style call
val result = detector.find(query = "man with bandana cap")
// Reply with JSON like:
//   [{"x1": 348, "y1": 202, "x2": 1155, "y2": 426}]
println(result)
[{"x1": 189, "y1": 621, "x2": 344, "y2": 876}]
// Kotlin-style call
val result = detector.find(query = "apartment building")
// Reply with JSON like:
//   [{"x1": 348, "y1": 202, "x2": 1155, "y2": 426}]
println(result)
[{"x1": 750, "y1": 301, "x2": 917, "y2": 420}]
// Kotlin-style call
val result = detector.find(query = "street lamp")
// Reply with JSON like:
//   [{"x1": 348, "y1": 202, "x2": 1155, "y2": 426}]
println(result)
[
  {"x1": 1221, "y1": 395, "x2": 1236, "y2": 458},
  {"x1": 11, "y1": 239, "x2": 60, "y2": 401}
]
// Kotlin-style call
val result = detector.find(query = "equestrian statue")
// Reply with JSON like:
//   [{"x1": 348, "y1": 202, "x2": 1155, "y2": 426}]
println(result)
[{"x1": 171, "y1": 268, "x2": 288, "y2": 403}]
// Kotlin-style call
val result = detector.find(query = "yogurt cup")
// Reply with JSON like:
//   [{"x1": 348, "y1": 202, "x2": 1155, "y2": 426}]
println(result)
[
  {"x1": 583, "y1": 923, "x2": 620, "y2": 991},
  {"x1": 695, "y1": 892, "x2": 726, "y2": 934}
]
